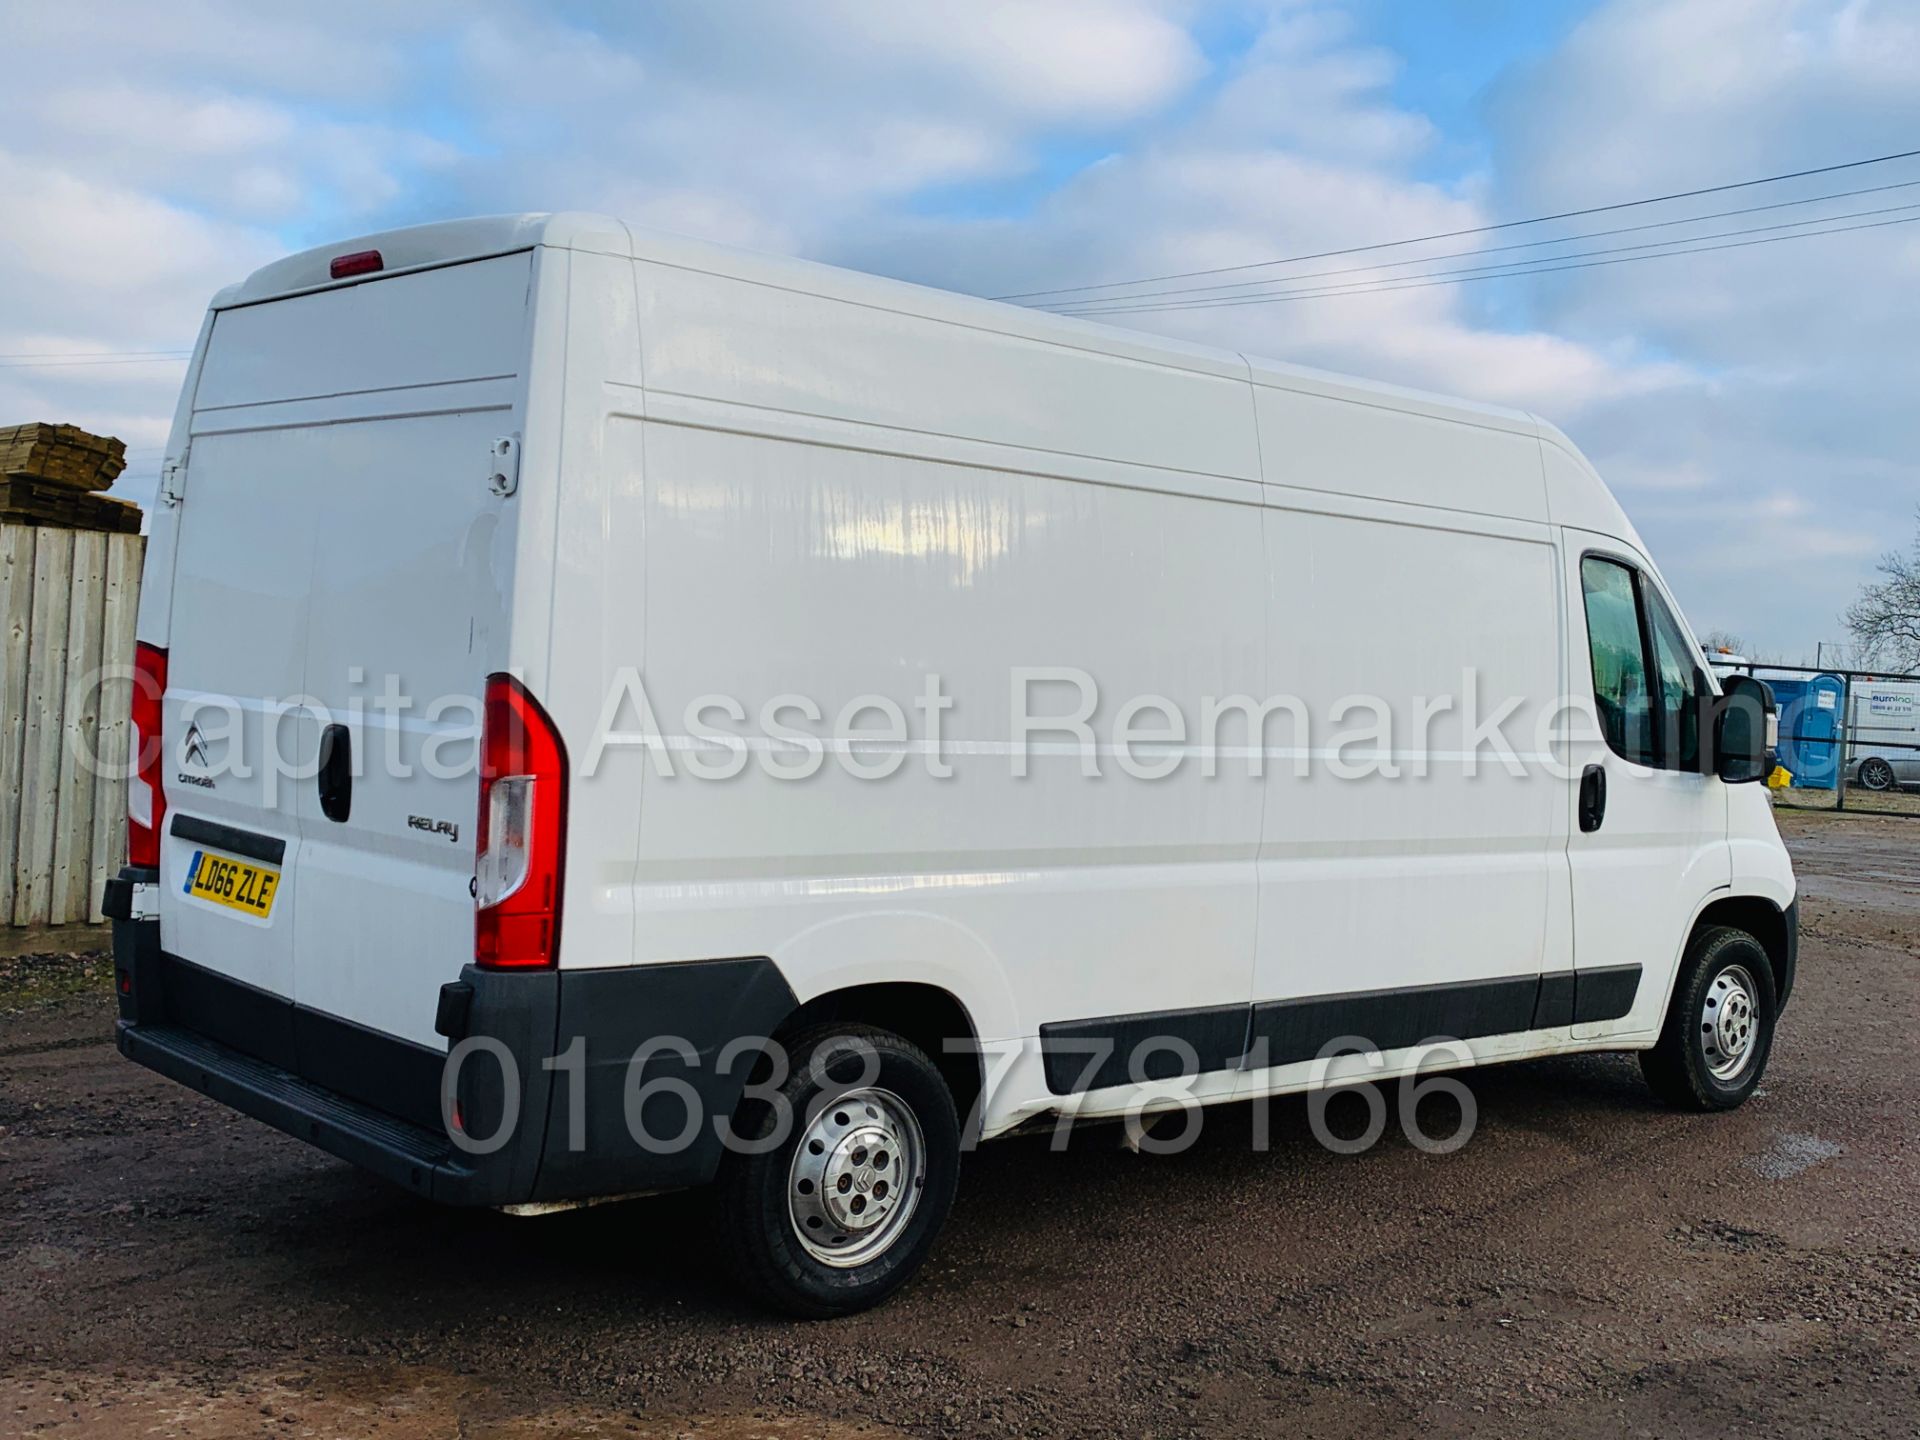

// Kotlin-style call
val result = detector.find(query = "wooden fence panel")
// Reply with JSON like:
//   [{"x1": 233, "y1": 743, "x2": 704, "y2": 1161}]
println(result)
[
  {"x1": 52, "y1": 531, "x2": 108, "y2": 924},
  {"x1": 16, "y1": 527, "x2": 74, "y2": 924},
  {"x1": 0, "y1": 521, "x2": 144, "y2": 928},
  {"x1": 0, "y1": 527, "x2": 34, "y2": 922}
]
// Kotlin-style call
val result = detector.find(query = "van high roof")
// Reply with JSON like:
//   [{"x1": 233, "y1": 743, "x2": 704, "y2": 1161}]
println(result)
[{"x1": 226, "y1": 210, "x2": 1549, "y2": 442}]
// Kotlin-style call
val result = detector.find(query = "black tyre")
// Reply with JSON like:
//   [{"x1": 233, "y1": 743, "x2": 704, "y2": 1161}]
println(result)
[
  {"x1": 1858, "y1": 757, "x2": 1897, "y2": 791},
  {"x1": 1640, "y1": 926, "x2": 1777, "y2": 1111},
  {"x1": 714, "y1": 1023, "x2": 960, "y2": 1318}
]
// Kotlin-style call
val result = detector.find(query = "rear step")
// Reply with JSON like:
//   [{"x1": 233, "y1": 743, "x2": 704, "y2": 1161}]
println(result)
[{"x1": 117, "y1": 1021, "x2": 454, "y2": 1199}]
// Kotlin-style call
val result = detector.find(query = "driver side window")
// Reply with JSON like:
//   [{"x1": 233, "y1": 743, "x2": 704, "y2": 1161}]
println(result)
[
  {"x1": 1580, "y1": 555, "x2": 1704, "y2": 773},
  {"x1": 1645, "y1": 586, "x2": 1704, "y2": 773},
  {"x1": 1581, "y1": 557, "x2": 1656, "y2": 766}
]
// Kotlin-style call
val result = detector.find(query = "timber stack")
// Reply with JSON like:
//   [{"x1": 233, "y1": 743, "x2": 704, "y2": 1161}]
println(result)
[{"x1": 0, "y1": 423, "x2": 143, "y2": 534}]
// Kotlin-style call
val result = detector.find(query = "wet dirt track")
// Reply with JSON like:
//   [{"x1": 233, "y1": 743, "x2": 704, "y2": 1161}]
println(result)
[{"x1": 3, "y1": 811, "x2": 1916, "y2": 1438}]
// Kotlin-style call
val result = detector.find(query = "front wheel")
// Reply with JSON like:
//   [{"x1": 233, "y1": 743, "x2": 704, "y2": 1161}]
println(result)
[
  {"x1": 714, "y1": 1024, "x2": 960, "y2": 1317},
  {"x1": 1640, "y1": 926, "x2": 1777, "y2": 1111},
  {"x1": 1858, "y1": 757, "x2": 1897, "y2": 791}
]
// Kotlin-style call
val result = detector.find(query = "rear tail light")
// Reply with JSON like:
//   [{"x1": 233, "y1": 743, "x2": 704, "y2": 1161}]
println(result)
[
  {"x1": 474, "y1": 673, "x2": 568, "y2": 970},
  {"x1": 128, "y1": 642, "x2": 168, "y2": 868}
]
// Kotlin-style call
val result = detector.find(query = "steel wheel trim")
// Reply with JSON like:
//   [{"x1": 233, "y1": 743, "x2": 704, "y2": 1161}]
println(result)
[
  {"x1": 1860, "y1": 758, "x2": 1896, "y2": 791},
  {"x1": 1701, "y1": 964, "x2": 1761, "y2": 1082},
  {"x1": 787, "y1": 1086, "x2": 926, "y2": 1268}
]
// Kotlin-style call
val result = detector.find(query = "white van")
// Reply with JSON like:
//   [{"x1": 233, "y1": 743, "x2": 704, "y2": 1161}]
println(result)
[
  {"x1": 108, "y1": 214, "x2": 1797, "y2": 1316},
  {"x1": 1848, "y1": 680, "x2": 1920, "y2": 790}
]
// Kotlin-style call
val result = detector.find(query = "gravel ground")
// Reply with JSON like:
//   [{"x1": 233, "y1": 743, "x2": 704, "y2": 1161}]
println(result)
[{"x1": 2, "y1": 811, "x2": 1916, "y2": 1438}]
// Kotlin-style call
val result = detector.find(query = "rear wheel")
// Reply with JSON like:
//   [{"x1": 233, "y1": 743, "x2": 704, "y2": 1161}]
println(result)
[
  {"x1": 1858, "y1": 757, "x2": 1897, "y2": 791},
  {"x1": 714, "y1": 1024, "x2": 959, "y2": 1317},
  {"x1": 1640, "y1": 926, "x2": 1777, "y2": 1111}
]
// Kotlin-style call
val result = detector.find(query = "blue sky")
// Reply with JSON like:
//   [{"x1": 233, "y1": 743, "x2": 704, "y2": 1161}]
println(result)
[
  {"x1": 1366, "y1": 0, "x2": 1592, "y2": 170},
  {"x1": 2, "y1": 0, "x2": 1916, "y2": 663}
]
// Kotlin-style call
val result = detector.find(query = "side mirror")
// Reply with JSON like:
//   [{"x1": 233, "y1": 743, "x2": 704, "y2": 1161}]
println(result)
[{"x1": 1708, "y1": 674, "x2": 1774, "y2": 784}]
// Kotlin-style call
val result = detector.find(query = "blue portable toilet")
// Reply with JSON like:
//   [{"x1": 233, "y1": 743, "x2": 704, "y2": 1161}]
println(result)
[{"x1": 1768, "y1": 673, "x2": 1843, "y2": 788}]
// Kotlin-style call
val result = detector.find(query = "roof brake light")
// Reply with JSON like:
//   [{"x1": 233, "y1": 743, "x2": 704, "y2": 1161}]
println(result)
[{"x1": 329, "y1": 249, "x2": 384, "y2": 280}]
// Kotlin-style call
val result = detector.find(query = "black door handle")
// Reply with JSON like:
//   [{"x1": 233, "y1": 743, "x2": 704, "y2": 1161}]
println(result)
[
  {"x1": 318, "y1": 723, "x2": 353, "y2": 823},
  {"x1": 1578, "y1": 763, "x2": 1607, "y2": 833}
]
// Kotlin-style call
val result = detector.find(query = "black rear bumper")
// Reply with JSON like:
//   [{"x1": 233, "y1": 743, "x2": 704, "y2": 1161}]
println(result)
[
  {"x1": 108, "y1": 868, "x2": 798, "y2": 1206},
  {"x1": 117, "y1": 1019, "x2": 476, "y2": 1200}
]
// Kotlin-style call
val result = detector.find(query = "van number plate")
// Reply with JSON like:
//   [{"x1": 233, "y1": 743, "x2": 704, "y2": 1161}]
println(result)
[{"x1": 184, "y1": 849, "x2": 280, "y2": 918}]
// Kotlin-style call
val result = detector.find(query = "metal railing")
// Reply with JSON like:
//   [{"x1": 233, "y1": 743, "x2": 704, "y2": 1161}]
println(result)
[{"x1": 1710, "y1": 658, "x2": 1920, "y2": 819}]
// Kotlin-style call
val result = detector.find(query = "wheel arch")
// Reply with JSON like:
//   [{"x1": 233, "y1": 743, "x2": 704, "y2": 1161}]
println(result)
[
  {"x1": 1690, "y1": 893, "x2": 1797, "y2": 1009},
  {"x1": 772, "y1": 981, "x2": 985, "y2": 1145}
]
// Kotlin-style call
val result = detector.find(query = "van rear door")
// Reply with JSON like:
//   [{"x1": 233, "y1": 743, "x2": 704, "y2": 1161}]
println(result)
[{"x1": 160, "y1": 253, "x2": 533, "y2": 1051}]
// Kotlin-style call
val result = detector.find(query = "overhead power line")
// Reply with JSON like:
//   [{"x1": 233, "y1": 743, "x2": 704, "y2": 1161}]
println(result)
[
  {"x1": 991, "y1": 145, "x2": 1920, "y2": 302},
  {"x1": 1053, "y1": 200, "x2": 1920, "y2": 317},
  {"x1": 1048, "y1": 210, "x2": 1920, "y2": 316},
  {"x1": 1040, "y1": 177, "x2": 1920, "y2": 311}
]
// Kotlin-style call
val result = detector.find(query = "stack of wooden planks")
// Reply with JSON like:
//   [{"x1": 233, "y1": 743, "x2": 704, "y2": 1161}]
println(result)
[{"x1": 0, "y1": 423, "x2": 142, "y2": 534}]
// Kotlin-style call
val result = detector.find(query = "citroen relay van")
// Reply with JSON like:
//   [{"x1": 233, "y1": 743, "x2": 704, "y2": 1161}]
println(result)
[{"x1": 108, "y1": 214, "x2": 1797, "y2": 1316}]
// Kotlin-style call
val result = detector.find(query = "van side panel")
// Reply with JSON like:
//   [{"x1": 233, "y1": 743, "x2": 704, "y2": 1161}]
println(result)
[
  {"x1": 629, "y1": 259, "x2": 1262, "y2": 483},
  {"x1": 544, "y1": 247, "x2": 649, "y2": 978},
  {"x1": 1250, "y1": 382, "x2": 1549, "y2": 521},
  {"x1": 1246, "y1": 502, "x2": 1568, "y2": 1074},
  {"x1": 595, "y1": 260, "x2": 1267, "y2": 1105},
  {"x1": 1243, "y1": 388, "x2": 1570, "y2": 1091}
]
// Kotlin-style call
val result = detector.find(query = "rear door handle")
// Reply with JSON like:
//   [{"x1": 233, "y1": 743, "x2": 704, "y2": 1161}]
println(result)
[
  {"x1": 317, "y1": 723, "x2": 353, "y2": 823},
  {"x1": 1578, "y1": 763, "x2": 1607, "y2": 833}
]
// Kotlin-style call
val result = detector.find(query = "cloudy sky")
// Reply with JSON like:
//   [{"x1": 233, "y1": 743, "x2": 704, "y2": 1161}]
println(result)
[{"x1": 3, "y1": 0, "x2": 1916, "y2": 661}]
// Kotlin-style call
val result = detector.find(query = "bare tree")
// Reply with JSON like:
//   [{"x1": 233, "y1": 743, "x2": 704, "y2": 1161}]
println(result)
[
  {"x1": 1847, "y1": 507, "x2": 1920, "y2": 670},
  {"x1": 1811, "y1": 639, "x2": 1865, "y2": 672}
]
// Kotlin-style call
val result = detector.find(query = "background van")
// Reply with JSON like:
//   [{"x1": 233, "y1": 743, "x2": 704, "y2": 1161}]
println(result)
[
  {"x1": 1848, "y1": 680, "x2": 1920, "y2": 790},
  {"x1": 108, "y1": 214, "x2": 1797, "y2": 1315}
]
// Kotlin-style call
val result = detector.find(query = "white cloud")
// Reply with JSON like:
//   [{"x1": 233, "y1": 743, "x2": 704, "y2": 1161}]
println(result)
[
  {"x1": 0, "y1": 150, "x2": 279, "y2": 342},
  {"x1": 22, "y1": 82, "x2": 462, "y2": 225},
  {"x1": 0, "y1": 149, "x2": 281, "y2": 506},
  {"x1": 0, "y1": 1, "x2": 456, "y2": 105},
  {"x1": 0, "y1": 0, "x2": 1910, "y2": 660},
  {"x1": 436, "y1": 0, "x2": 1210, "y2": 255},
  {"x1": 0, "y1": 0, "x2": 1215, "y2": 504},
  {"x1": 1199, "y1": 7, "x2": 1435, "y2": 164},
  {"x1": 1483, "y1": 0, "x2": 1920, "y2": 654},
  {"x1": 864, "y1": 0, "x2": 1207, "y2": 122},
  {"x1": 831, "y1": 6, "x2": 1692, "y2": 423}
]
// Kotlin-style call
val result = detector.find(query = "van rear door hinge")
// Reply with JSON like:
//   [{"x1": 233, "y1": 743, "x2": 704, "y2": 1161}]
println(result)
[
  {"x1": 159, "y1": 447, "x2": 189, "y2": 506},
  {"x1": 487, "y1": 435, "x2": 520, "y2": 497}
]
